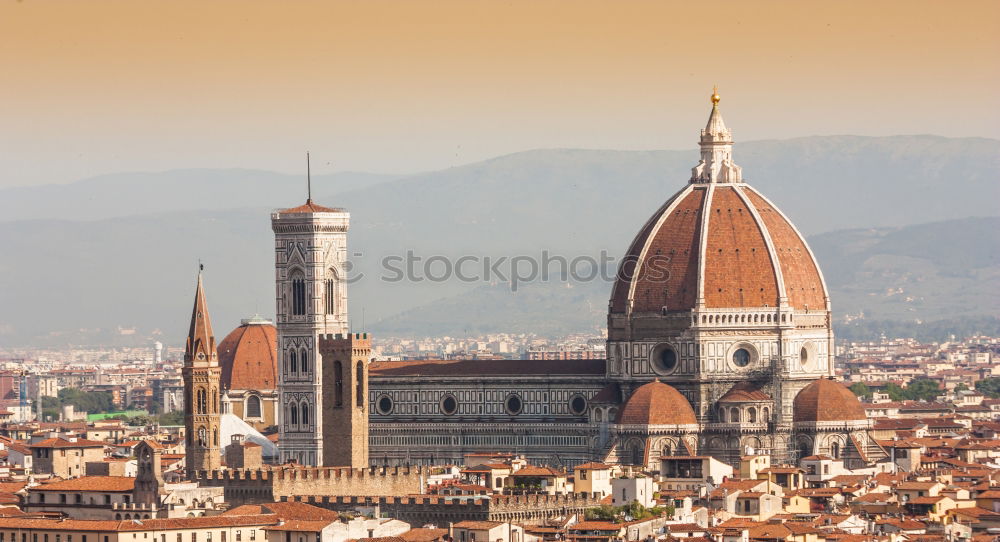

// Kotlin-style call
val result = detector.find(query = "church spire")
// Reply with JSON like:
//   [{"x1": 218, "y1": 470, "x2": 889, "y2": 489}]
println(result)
[
  {"x1": 690, "y1": 87, "x2": 742, "y2": 184},
  {"x1": 185, "y1": 268, "x2": 217, "y2": 365}
]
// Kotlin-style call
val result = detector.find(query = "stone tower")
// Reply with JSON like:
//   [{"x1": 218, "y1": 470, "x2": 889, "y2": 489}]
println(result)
[
  {"x1": 183, "y1": 271, "x2": 222, "y2": 475},
  {"x1": 272, "y1": 199, "x2": 350, "y2": 466},
  {"x1": 320, "y1": 332, "x2": 371, "y2": 468},
  {"x1": 133, "y1": 440, "x2": 164, "y2": 507}
]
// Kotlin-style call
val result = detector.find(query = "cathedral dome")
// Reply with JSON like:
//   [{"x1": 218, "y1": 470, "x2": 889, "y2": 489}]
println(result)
[
  {"x1": 616, "y1": 380, "x2": 697, "y2": 425},
  {"x1": 792, "y1": 378, "x2": 867, "y2": 423},
  {"x1": 609, "y1": 93, "x2": 828, "y2": 315},
  {"x1": 218, "y1": 317, "x2": 278, "y2": 392}
]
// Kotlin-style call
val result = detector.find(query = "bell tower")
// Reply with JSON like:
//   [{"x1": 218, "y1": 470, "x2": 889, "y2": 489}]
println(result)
[
  {"x1": 183, "y1": 270, "x2": 222, "y2": 475},
  {"x1": 272, "y1": 197, "x2": 350, "y2": 466},
  {"x1": 320, "y1": 332, "x2": 371, "y2": 468}
]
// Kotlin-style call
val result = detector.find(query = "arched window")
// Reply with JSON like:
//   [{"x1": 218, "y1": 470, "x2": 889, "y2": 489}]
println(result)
[
  {"x1": 289, "y1": 403, "x2": 298, "y2": 426},
  {"x1": 325, "y1": 275, "x2": 336, "y2": 315},
  {"x1": 663, "y1": 444, "x2": 672, "y2": 457},
  {"x1": 290, "y1": 271, "x2": 306, "y2": 316},
  {"x1": 197, "y1": 427, "x2": 207, "y2": 447},
  {"x1": 730, "y1": 407, "x2": 740, "y2": 423},
  {"x1": 213, "y1": 428, "x2": 218, "y2": 446},
  {"x1": 300, "y1": 401, "x2": 309, "y2": 426},
  {"x1": 748, "y1": 407, "x2": 757, "y2": 423},
  {"x1": 197, "y1": 389, "x2": 206, "y2": 414},
  {"x1": 831, "y1": 441, "x2": 841, "y2": 459},
  {"x1": 356, "y1": 361, "x2": 364, "y2": 407},
  {"x1": 300, "y1": 349, "x2": 308, "y2": 373},
  {"x1": 246, "y1": 395, "x2": 262, "y2": 418},
  {"x1": 334, "y1": 361, "x2": 343, "y2": 407},
  {"x1": 289, "y1": 350, "x2": 297, "y2": 374},
  {"x1": 763, "y1": 407, "x2": 770, "y2": 422}
]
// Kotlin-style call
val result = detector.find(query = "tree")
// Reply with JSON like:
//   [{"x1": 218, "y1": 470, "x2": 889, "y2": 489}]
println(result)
[
  {"x1": 976, "y1": 378, "x2": 1000, "y2": 399},
  {"x1": 849, "y1": 382, "x2": 872, "y2": 398},
  {"x1": 158, "y1": 410, "x2": 185, "y2": 425},
  {"x1": 903, "y1": 379, "x2": 942, "y2": 401}
]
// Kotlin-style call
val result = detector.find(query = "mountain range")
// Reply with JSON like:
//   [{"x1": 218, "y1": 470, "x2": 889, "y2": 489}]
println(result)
[{"x1": 0, "y1": 135, "x2": 997, "y2": 347}]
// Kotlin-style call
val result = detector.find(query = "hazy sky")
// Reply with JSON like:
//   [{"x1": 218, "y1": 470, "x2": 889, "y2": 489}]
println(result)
[{"x1": 1, "y1": 0, "x2": 998, "y2": 188}]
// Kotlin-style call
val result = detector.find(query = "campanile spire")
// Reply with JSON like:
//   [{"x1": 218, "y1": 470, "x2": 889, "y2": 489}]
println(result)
[
  {"x1": 183, "y1": 268, "x2": 222, "y2": 476},
  {"x1": 690, "y1": 87, "x2": 743, "y2": 183}
]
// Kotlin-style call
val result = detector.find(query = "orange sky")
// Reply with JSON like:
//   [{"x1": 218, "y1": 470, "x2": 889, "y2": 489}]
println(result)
[{"x1": 1, "y1": 0, "x2": 997, "y2": 187}]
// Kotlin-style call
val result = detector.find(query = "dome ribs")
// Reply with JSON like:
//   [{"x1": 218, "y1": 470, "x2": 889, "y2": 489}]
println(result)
[
  {"x1": 630, "y1": 189, "x2": 705, "y2": 313},
  {"x1": 703, "y1": 186, "x2": 779, "y2": 308},
  {"x1": 743, "y1": 189, "x2": 827, "y2": 311}
]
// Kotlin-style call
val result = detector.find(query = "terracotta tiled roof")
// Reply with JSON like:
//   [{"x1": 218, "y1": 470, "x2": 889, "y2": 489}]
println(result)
[
  {"x1": 277, "y1": 200, "x2": 344, "y2": 214},
  {"x1": 33, "y1": 476, "x2": 135, "y2": 492},
  {"x1": 219, "y1": 321, "x2": 278, "y2": 391},
  {"x1": 512, "y1": 466, "x2": 563, "y2": 477},
  {"x1": 29, "y1": 437, "x2": 105, "y2": 449},
  {"x1": 370, "y1": 358, "x2": 605, "y2": 377},
  {"x1": 610, "y1": 184, "x2": 827, "y2": 314},
  {"x1": 398, "y1": 528, "x2": 448, "y2": 542},
  {"x1": 616, "y1": 380, "x2": 697, "y2": 425},
  {"x1": 718, "y1": 382, "x2": 771, "y2": 403},
  {"x1": 575, "y1": 462, "x2": 612, "y2": 470},
  {"x1": 454, "y1": 521, "x2": 505, "y2": 530},
  {"x1": 793, "y1": 379, "x2": 867, "y2": 423},
  {"x1": 263, "y1": 520, "x2": 334, "y2": 532},
  {"x1": 225, "y1": 501, "x2": 338, "y2": 521},
  {"x1": 0, "y1": 514, "x2": 278, "y2": 532}
]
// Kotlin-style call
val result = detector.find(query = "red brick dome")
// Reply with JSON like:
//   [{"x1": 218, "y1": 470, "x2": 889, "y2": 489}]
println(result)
[
  {"x1": 609, "y1": 95, "x2": 827, "y2": 316},
  {"x1": 616, "y1": 380, "x2": 697, "y2": 425},
  {"x1": 218, "y1": 318, "x2": 278, "y2": 392},
  {"x1": 609, "y1": 184, "x2": 828, "y2": 314},
  {"x1": 792, "y1": 378, "x2": 867, "y2": 423}
]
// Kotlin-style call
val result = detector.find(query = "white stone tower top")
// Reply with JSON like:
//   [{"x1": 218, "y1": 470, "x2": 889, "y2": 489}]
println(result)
[{"x1": 690, "y1": 87, "x2": 743, "y2": 184}]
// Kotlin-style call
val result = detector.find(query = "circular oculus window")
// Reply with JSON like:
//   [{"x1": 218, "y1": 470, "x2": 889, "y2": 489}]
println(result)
[
  {"x1": 652, "y1": 344, "x2": 679, "y2": 375},
  {"x1": 504, "y1": 394, "x2": 523, "y2": 415},
  {"x1": 440, "y1": 394, "x2": 458, "y2": 416},
  {"x1": 376, "y1": 395, "x2": 393, "y2": 415},
  {"x1": 569, "y1": 395, "x2": 587, "y2": 416},
  {"x1": 732, "y1": 348, "x2": 752, "y2": 367}
]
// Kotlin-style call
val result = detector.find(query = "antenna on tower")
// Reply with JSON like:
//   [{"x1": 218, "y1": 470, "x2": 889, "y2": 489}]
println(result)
[{"x1": 306, "y1": 151, "x2": 312, "y2": 203}]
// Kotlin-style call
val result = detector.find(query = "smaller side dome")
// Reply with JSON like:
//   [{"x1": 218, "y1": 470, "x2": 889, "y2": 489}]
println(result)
[
  {"x1": 617, "y1": 380, "x2": 697, "y2": 425},
  {"x1": 218, "y1": 317, "x2": 278, "y2": 392},
  {"x1": 717, "y1": 381, "x2": 771, "y2": 403},
  {"x1": 793, "y1": 378, "x2": 867, "y2": 423}
]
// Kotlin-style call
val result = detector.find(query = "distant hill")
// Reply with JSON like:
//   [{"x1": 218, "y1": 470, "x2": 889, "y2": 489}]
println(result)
[
  {"x1": 0, "y1": 169, "x2": 400, "y2": 222},
  {"x1": 0, "y1": 135, "x2": 996, "y2": 346}
]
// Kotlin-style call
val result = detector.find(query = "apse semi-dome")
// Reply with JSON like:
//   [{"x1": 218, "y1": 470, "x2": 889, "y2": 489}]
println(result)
[
  {"x1": 616, "y1": 380, "x2": 698, "y2": 425},
  {"x1": 609, "y1": 93, "x2": 828, "y2": 316},
  {"x1": 792, "y1": 378, "x2": 867, "y2": 423},
  {"x1": 218, "y1": 316, "x2": 278, "y2": 391}
]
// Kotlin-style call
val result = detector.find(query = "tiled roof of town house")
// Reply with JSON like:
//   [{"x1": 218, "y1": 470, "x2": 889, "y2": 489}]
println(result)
[
  {"x1": 511, "y1": 466, "x2": 564, "y2": 477},
  {"x1": 218, "y1": 320, "x2": 278, "y2": 391},
  {"x1": 792, "y1": 379, "x2": 868, "y2": 423},
  {"x1": 616, "y1": 380, "x2": 697, "y2": 425},
  {"x1": 29, "y1": 437, "x2": 106, "y2": 448},
  {"x1": 277, "y1": 200, "x2": 344, "y2": 214},
  {"x1": 398, "y1": 528, "x2": 449, "y2": 542},
  {"x1": 224, "y1": 501, "x2": 339, "y2": 521},
  {"x1": 33, "y1": 476, "x2": 134, "y2": 492},
  {"x1": 454, "y1": 521, "x2": 505, "y2": 530},
  {"x1": 369, "y1": 358, "x2": 605, "y2": 377},
  {"x1": 0, "y1": 514, "x2": 279, "y2": 532},
  {"x1": 574, "y1": 462, "x2": 612, "y2": 470},
  {"x1": 263, "y1": 520, "x2": 336, "y2": 533}
]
